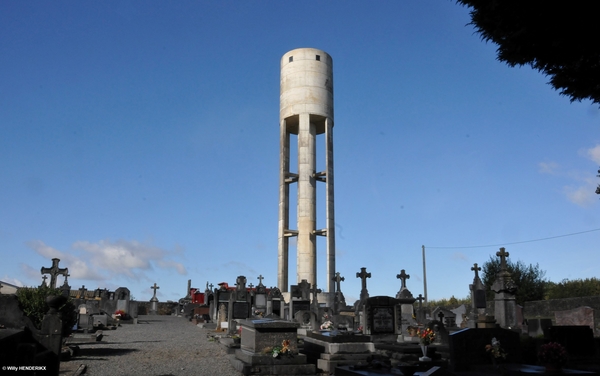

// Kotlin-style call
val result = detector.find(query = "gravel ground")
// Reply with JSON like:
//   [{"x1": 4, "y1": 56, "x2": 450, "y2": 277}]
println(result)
[{"x1": 60, "y1": 315, "x2": 239, "y2": 376}]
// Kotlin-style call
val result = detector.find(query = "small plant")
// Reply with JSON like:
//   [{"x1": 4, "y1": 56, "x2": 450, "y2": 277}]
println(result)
[
  {"x1": 538, "y1": 342, "x2": 568, "y2": 368},
  {"x1": 486, "y1": 337, "x2": 508, "y2": 359}
]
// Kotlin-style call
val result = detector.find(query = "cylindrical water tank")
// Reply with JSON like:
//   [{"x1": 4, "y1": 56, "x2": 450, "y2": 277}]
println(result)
[{"x1": 280, "y1": 48, "x2": 333, "y2": 130}]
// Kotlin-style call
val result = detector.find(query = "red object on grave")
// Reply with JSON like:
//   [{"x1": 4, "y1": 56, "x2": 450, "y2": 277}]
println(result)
[{"x1": 190, "y1": 288, "x2": 205, "y2": 304}]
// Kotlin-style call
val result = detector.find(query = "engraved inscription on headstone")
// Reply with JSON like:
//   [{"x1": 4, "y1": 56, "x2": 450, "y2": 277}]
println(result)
[{"x1": 372, "y1": 307, "x2": 394, "y2": 333}]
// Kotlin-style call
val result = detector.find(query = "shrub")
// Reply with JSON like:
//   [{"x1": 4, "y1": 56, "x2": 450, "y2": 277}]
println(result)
[{"x1": 16, "y1": 285, "x2": 77, "y2": 337}]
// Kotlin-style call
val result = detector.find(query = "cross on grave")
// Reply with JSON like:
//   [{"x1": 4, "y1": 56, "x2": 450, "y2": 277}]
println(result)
[
  {"x1": 151, "y1": 283, "x2": 160, "y2": 299},
  {"x1": 416, "y1": 294, "x2": 424, "y2": 308},
  {"x1": 496, "y1": 247, "x2": 509, "y2": 271},
  {"x1": 78, "y1": 285, "x2": 87, "y2": 299},
  {"x1": 396, "y1": 269, "x2": 410, "y2": 289},
  {"x1": 356, "y1": 267, "x2": 371, "y2": 292},
  {"x1": 209, "y1": 283, "x2": 214, "y2": 290},
  {"x1": 310, "y1": 283, "x2": 322, "y2": 312},
  {"x1": 332, "y1": 272, "x2": 345, "y2": 293},
  {"x1": 62, "y1": 273, "x2": 70, "y2": 287},
  {"x1": 438, "y1": 311, "x2": 445, "y2": 322},
  {"x1": 40, "y1": 258, "x2": 68, "y2": 289},
  {"x1": 249, "y1": 282, "x2": 254, "y2": 290},
  {"x1": 471, "y1": 263, "x2": 481, "y2": 279},
  {"x1": 41, "y1": 275, "x2": 48, "y2": 287},
  {"x1": 257, "y1": 274, "x2": 264, "y2": 286}
]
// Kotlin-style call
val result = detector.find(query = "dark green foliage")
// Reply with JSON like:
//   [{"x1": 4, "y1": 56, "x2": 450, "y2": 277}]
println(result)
[
  {"x1": 428, "y1": 295, "x2": 471, "y2": 309},
  {"x1": 481, "y1": 255, "x2": 547, "y2": 305},
  {"x1": 546, "y1": 277, "x2": 600, "y2": 299},
  {"x1": 16, "y1": 285, "x2": 77, "y2": 337},
  {"x1": 457, "y1": 1, "x2": 600, "y2": 105}
]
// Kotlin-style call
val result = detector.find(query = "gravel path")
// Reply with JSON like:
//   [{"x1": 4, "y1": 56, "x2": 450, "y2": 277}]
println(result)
[{"x1": 60, "y1": 315, "x2": 239, "y2": 376}]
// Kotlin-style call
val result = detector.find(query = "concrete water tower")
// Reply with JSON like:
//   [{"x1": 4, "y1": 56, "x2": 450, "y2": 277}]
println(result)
[{"x1": 277, "y1": 48, "x2": 336, "y2": 302}]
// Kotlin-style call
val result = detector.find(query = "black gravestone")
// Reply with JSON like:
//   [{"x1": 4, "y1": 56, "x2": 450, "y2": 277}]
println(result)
[
  {"x1": 272, "y1": 300, "x2": 281, "y2": 316},
  {"x1": 232, "y1": 302, "x2": 250, "y2": 319},
  {"x1": 292, "y1": 300, "x2": 310, "y2": 318}
]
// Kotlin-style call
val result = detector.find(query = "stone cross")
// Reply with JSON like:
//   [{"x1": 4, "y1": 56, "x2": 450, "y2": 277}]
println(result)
[
  {"x1": 397, "y1": 269, "x2": 410, "y2": 289},
  {"x1": 151, "y1": 283, "x2": 160, "y2": 299},
  {"x1": 438, "y1": 311, "x2": 445, "y2": 322},
  {"x1": 40, "y1": 258, "x2": 68, "y2": 289},
  {"x1": 310, "y1": 283, "x2": 322, "y2": 311},
  {"x1": 249, "y1": 282, "x2": 254, "y2": 290},
  {"x1": 298, "y1": 279, "x2": 311, "y2": 300},
  {"x1": 62, "y1": 273, "x2": 70, "y2": 287},
  {"x1": 41, "y1": 275, "x2": 48, "y2": 287},
  {"x1": 78, "y1": 285, "x2": 87, "y2": 299},
  {"x1": 209, "y1": 283, "x2": 214, "y2": 290},
  {"x1": 257, "y1": 274, "x2": 264, "y2": 286},
  {"x1": 416, "y1": 294, "x2": 424, "y2": 308},
  {"x1": 471, "y1": 263, "x2": 481, "y2": 279},
  {"x1": 332, "y1": 272, "x2": 345, "y2": 293},
  {"x1": 496, "y1": 247, "x2": 509, "y2": 271},
  {"x1": 356, "y1": 267, "x2": 371, "y2": 292}
]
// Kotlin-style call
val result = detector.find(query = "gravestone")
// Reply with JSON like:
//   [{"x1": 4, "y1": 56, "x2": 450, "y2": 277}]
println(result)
[
  {"x1": 448, "y1": 327, "x2": 520, "y2": 372},
  {"x1": 149, "y1": 283, "x2": 160, "y2": 315},
  {"x1": 451, "y1": 304, "x2": 467, "y2": 328},
  {"x1": 355, "y1": 267, "x2": 371, "y2": 310},
  {"x1": 469, "y1": 263, "x2": 487, "y2": 328},
  {"x1": 267, "y1": 287, "x2": 284, "y2": 318},
  {"x1": 290, "y1": 280, "x2": 311, "y2": 321},
  {"x1": 230, "y1": 318, "x2": 316, "y2": 375},
  {"x1": 40, "y1": 258, "x2": 69, "y2": 289},
  {"x1": 491, "y1": 247, "x2": 518, "y2": 329},
  {"x1": 216, "y1": 303, "x2": 228, "y2": 331},
  {"x1": 332, "y1": 272, "x2": 347, "y2": 314},
  {"x1": 432, "y1": 307, "x2": 457, "y2": 328},
  {"x1": 303, "y1": 330, "x2": 374, "y2": 373},
  {"x1": 114, "y1": 287, "x2": 131, "y2": 315},
  {"x1": 295, "y1": 310, "x2": 318, "y2": 335},
  {"x1": 254, "y1": 275, "x2": 267, "y2": 315},
  {"x1": 363, "y1": 296, "x2": 401, "y2": 340},
  {"x1": 332, "y1": 314, "x2": 354, "y2": 331},
  {"x1": 77, "y1": 304, "x2": 93, "y2": 332},
  {"x1": 395, "y1": 269, "x2": 417, "y2": 336},
  {"x1": 554, "y1": 306, "x2": 594, "y2": 331}
]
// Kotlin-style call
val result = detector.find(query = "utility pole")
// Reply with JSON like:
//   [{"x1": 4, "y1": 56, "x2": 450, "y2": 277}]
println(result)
[{"x1": 422, "y1": 245, "x2": 428, "y2": 307}]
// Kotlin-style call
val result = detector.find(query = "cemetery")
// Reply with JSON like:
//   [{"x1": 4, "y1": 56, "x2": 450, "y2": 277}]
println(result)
[
  {"x1": 2, "y1": 249, "x2": 600, "y2": 375},
  {"x1": 2, "y1": 48, "x2": 600, "y2": 376}
]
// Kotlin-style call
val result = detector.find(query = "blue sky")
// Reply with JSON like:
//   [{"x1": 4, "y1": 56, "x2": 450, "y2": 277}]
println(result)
[{"x1": 1, "y1": 1, "x2": 599, "y2": 304}]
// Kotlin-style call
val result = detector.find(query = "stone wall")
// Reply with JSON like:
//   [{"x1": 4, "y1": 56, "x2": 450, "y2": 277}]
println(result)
[
  {"x1": 137, "y1": 301, "x2": 178, "y2": 315},
  {"x1": 524, "y1": 296, "x2": 600, "y2": 328}
]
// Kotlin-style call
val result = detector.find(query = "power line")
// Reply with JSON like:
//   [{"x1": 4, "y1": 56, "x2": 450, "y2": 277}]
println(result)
[{"x1": 426, "y1": 228, "x2": 600, "y2": 249}]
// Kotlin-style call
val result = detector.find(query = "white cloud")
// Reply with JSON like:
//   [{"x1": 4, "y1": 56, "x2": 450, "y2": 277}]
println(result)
[
  {"x1": 586, "y1": 145, "x2": 600, "y2": 165},
  {"x1": 452, "y1": 252, "x2": 467, "y2": 261},
  {"x1": 27, "y1": 239, "x2": 187, "y2": 282},
  {"x1": 26, "y1": 240, "x2": 104, "y2": 280},
  {"x1": 564, "y1": 185, "x2": 596, "y2": 207},
  {"x1": 538, "y1": 162, "x2": 560, "y2": 175}
]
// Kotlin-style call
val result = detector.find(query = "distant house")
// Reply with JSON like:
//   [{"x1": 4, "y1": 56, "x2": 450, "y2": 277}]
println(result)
[{"x1": 0, "y1": 281, "x2": 20, "y2": 295}]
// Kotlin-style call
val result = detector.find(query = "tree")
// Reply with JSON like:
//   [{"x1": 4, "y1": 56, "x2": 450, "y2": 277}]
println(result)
[
  {"x1": 457, "y1": 1, "x2": 600, "y2": 105},
  {"x1": 481, "y1": 255, "x2": 547, "y2": 305},
  {"x1": 547, "y1": 277, "x2": 600, "y2": 299}
]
